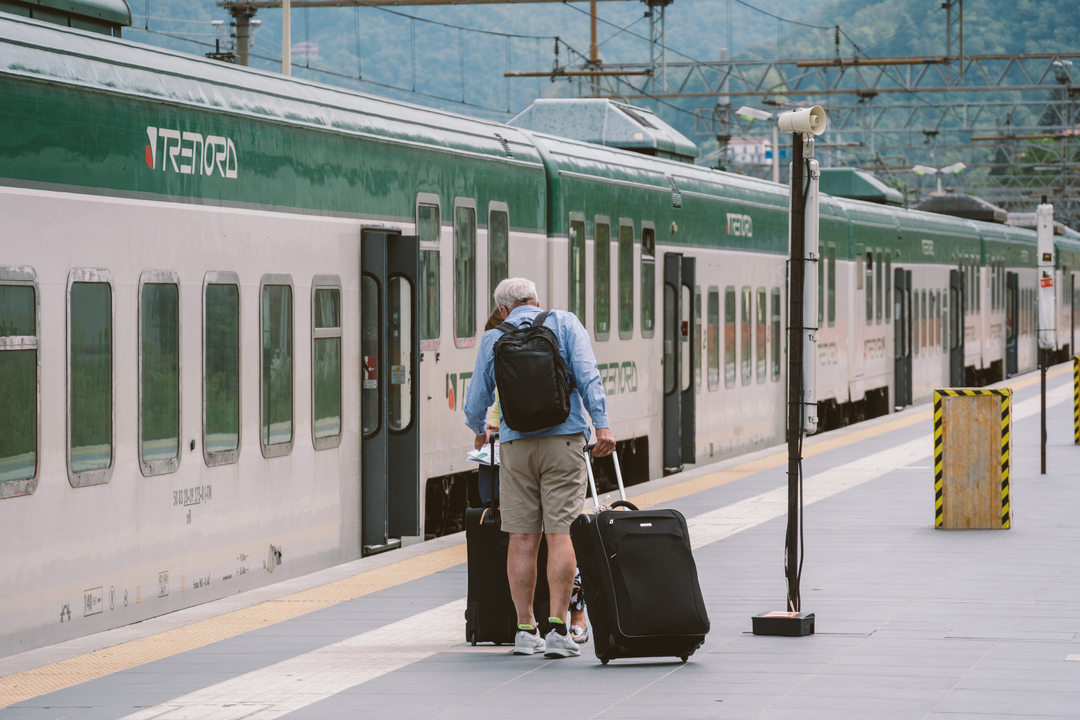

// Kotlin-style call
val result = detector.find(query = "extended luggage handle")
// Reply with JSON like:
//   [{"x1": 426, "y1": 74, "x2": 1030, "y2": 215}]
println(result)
[
  {"x1": 486, "y1": 433, "x2": 496, "y2": 511},
  {"x1": 582, "y1": 443, "x2": 631, "y2": 513}
]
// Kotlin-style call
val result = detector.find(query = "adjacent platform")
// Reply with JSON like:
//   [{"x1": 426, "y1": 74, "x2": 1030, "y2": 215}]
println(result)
[{"x1": 2, "y1": 366, "x2": 1079, "y2": 719}]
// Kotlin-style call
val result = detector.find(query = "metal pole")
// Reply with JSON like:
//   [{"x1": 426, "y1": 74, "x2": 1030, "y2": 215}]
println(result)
[
  {"x1": 234, "y1": 7, "x2": 252, "y2": 67},
  {"x1": 590, "y1": 0, "x2": 597, "y2": 97},
  {"x1": 786, "y1": 134, "x2": 806, "y2": 613},
  {"x1": 1041, "y1": 347, "x2": 1047, "y2": 474},
  {"x1": 282, "y1": 0, "x2": 291, "y2": 75},
  {"x1": 773, "y1": 124, "x2": 780, "y2": 183}
]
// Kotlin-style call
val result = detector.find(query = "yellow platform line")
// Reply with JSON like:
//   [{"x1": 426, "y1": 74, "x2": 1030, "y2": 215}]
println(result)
[
  {"x1": 0, "y1": 546, "x2": 466, "y2": 707},
  {"x1": 1, "y1": 364, "x2": 1068, "y2": 707}
]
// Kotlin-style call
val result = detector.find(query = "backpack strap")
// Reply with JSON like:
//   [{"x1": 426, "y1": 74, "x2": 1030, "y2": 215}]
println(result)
[{"x1": 530, "y1": 310, "x2": 551, "y2": 328}]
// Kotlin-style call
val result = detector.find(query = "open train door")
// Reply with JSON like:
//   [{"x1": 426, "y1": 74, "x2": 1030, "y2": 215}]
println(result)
[
  {"x1": 950, "y1": 269, "x2": 965, "y2": 386},
  {"x1": 361, "y1": 230, "x2": 420, "y2": 555},
  {"x1": 894, "y1": 267, "x2": 912, "y2": 407},
  {"x1": 663, "y1": 253, "x2": 683, "y2": 475},
  {"x1": 1005, "y1": 271, "x2": 1018, "y2": 377}
]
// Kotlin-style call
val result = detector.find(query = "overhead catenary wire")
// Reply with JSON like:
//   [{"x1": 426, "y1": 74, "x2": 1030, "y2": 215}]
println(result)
[{"x1": 129, "y1": 26, "x2": 516, "y2": 116}]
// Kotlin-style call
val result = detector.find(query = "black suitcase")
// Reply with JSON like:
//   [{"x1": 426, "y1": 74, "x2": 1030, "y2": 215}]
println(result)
[
  {"x1": 464, "y1": 434, "x2": 549, "y2": 645},
  {"x1": 571, "y1": 447, "x2": 710, "y2": 664}
]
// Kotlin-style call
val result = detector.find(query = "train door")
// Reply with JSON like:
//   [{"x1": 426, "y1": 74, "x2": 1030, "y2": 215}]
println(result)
[
  {"x1": 894, "y1": 268, "x2": 912, "y2": 407},
  {"x1": 950, "y1": 269, "x2": 965, "y2": 386},
  {"x1": 680, "y1": 257, "x2": 696, "y2": 464},
  {"x1": 1006, "y1": 272, "x2": 1018, "y2": 377},
  {"x1": 663, "y1": 253, "x2": 683, "y2": 475},
  {"x1": 361, "y1": 230, "x2": 420, "y2": 555}
]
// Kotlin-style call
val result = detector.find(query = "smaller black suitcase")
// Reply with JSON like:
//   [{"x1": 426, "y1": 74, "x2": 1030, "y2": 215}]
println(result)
[
  {"x1": 464, "y1": 434, "x2": 549, "y2": 645},
  {"x1": 571, "y1": 447, "x2": 710, "y2": 664}
]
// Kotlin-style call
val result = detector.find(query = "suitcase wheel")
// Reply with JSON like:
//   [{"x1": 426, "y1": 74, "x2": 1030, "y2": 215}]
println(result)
[
  {"x1": 600, "y1": 657, "x2": 609, "y2": 665},
  {"x1": 680, "y1": 655, "x2": 688, "y2": 663},
  {"x1": 469, "y1": 631, "x2": 477, "y2": 647},
  {"x1": 494, "y1": 641, "x2": 502, "y2": 646}
]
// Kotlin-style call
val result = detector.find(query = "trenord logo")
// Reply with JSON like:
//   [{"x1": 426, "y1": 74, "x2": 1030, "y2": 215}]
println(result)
[
  {"x1": 145, "y1": 127, "x2": 238, "y2": 178},
  {"x1": 726, "y1": 213, "x2": 752, "y2": 237}
]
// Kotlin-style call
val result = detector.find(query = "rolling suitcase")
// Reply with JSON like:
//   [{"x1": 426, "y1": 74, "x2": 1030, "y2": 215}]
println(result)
[
  {"x1": 570, "y1": 446, "x2": 710, "y2": 664},
  {"x1": 464, "y1": 434, "x2": 549, "y2": 645}
]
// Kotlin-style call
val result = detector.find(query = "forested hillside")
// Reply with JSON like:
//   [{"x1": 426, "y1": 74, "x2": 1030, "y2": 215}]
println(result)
[{"x1": 127, "y1": 0, "x2": 1077, "y2": 139}]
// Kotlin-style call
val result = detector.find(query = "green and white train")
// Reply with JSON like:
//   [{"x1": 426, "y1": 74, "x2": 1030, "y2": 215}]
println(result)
[{"x1": 1, "y1": 12, "x2": 1078, "y2": 654}]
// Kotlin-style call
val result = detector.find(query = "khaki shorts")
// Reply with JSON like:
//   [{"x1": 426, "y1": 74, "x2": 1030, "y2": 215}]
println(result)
[{"x1": 499, "y1": 433, "x2": 588, "y2": 534}]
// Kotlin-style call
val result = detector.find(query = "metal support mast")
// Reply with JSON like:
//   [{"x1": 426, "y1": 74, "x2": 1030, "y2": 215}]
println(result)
[
  {"x1": 644, "y1": 0, "x2": 669, "y2": 93},
  {"x1": 945, "y1": 0, "x2": 963, "y2": 84},
  {"x1": 229, "y1": 3, "x2": 256, "y2": 66}
]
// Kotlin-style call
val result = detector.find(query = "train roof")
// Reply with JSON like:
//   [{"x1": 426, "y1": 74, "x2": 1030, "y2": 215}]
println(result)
[
  {"x1": 524, "y1": 130, "x2": 790, "y2": 208},
  {"x1": 0, "y1": 13, "x2": 543, "y2": 167}
]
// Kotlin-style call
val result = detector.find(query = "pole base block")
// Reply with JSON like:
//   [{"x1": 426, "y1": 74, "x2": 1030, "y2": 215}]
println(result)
[{"x1": 752, "y1": 611, "x2": 815, "y2": 637}]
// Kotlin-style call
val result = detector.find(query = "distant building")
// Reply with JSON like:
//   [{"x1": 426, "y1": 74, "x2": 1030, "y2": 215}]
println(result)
[{"x1": 727, "y1": 136, "x2": 773, "y2": 166}]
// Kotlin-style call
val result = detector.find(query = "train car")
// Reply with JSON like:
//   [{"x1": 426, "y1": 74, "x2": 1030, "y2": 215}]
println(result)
[
  {"x1": 0, "y1": 12, "x2": 550, "y2": 654},
  {"x1": 3, "y1": 11, "x2": 1080, "y2": 659}
]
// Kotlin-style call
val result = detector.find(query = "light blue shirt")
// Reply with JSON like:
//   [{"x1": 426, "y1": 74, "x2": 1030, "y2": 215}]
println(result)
[{"x1": 464, "y1": 305, "x2": 609, "y2": 443}]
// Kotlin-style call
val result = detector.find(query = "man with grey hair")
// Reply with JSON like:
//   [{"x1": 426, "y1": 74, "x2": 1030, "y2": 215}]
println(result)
[{"x1": 464, "y1": 277, "x2": 614, "y2": 658}]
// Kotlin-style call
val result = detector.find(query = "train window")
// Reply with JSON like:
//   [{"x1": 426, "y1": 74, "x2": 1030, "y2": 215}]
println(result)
[
  {"x1": 884, "y1": 252, "x2": 892, "y2": 323},
  {"x1": 963, "y1": 259, "x2": 972, "y2": 315},
  {"x1": 203, "y1": 273, "x2": 240, "y2": 466},
  {"x1": 618, "y1": 221, "x2": 634, "y2": 340},
  {"x1": 827, "y1": 244, "x2": 836, "y2": 326},
  {"x1": 139, "y1": 272, "x2": 181, "y2": 476},
  {"x1": 68, "y1": 269, "x2": 113, "y2": 487},
  {"x1": 921, "y1": 290, "x2": 928, "y2": 353},
  {"x1": 707, "y1": 288, "x2": 719, "y2": 390},
  {"x1": 641, "y1": 226, "x2": 656, "y2": 338},
  {"x1": 260, "y1": 276, "x2": 294, "y2": 458},
  {"x1": 454, "y1": 202, "x2": 477, "y2": 346},
  {"x1": 595, "y1": 219, "x2": 611, "y2": 341},
  {"x1": 724, "y1": 287, "x2": 736, "y2": 388},
  {"x1": 875, "y1": 249, "x2": 883, "y2": 323},
  {"x1": 741, "y1": 286, "x2": 752, "y2": 386},
  {"x1": 417, "y1": 199, "x2": 440, "y2": 350},
  {"x1": 489, "y1": 205, "x2": 509, "y2": 313},
  {"x1": 930, "y1": 291, "x2": 937, "y2": 353},
  {"x1": 856, "y1": 249, "x2": 863, "y2": 290},
  {"x1": 941, "y1": 289, "x2": 948, "y2": 353},
  {"x1": 362, "y1": 275, "x2": 380, "y2": 437},
  {"x1": 975, "y1": 263, "x2": 981, "y2": 313},
  {"x1": 756, "y1": 288, "x2": 766, "y2": 384},
  {"x1": 771, "y1": 287, "x2": 781, "y2": 382},
  {"x1": 312, "y1": 277, "x2": 343, "y2": 449},
  {"x1": 0, "y1": 267, "x2": 39, "y2": 498},
  {"x1": 695, "y1": 286, "x2": 702, "y2": 392},
  {"x1": 913, "y1": 289, "x2": 920, "y2": 356},
  {"x1": 990, "y1": 262, "x2": 997, "y2": 311},
  {"x1": 569, "y1": 215, "x2": 586, "y2": 325},
  {"x1": 681, "y1": 284, "x2": 692, "y2": 392},
  {"x1": 388, "y1": 275, "x2": 414, "y2": 432},
  {"x1": 865, "y1": 250, "x2": 874, "y2": 324},
  {"x1": 936, "y1": 290, "x2": 943, "y2": 350},
  {"x1": 817, "y1": 250, "x2": 824, "y2": 327}
]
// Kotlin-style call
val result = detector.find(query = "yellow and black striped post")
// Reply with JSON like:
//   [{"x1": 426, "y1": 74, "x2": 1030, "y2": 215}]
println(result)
[
  {"x1": 934, "y1": 388, "x2": 1012, "y2": 529},
  {"x1": 1073, "y1": 356, "x2": 1079, "y2": 445}
]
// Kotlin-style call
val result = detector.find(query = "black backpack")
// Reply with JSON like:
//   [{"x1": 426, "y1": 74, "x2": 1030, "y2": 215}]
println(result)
[{"x1": 493, "y1": 310, "x2": 575, "y2": 432}]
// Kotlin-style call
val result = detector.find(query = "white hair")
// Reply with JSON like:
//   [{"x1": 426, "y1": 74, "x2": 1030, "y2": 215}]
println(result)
[{"x1": 493, "y1": 277, "x2": 538, "y2": 310}]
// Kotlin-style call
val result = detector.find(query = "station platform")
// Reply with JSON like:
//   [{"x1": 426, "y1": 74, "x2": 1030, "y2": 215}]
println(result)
[{"x1": 2, "y1": 366, "x2": 1079, "y2": 720}]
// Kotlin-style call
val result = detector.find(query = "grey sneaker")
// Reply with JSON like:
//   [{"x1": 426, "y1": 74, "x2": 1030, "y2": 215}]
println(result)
[
  {"x1": 543, "y1": 628, "x2": 581, "y2": 658},
  {"x1": 513, "y1": 628, "x2": 546, "y2": 655}
]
